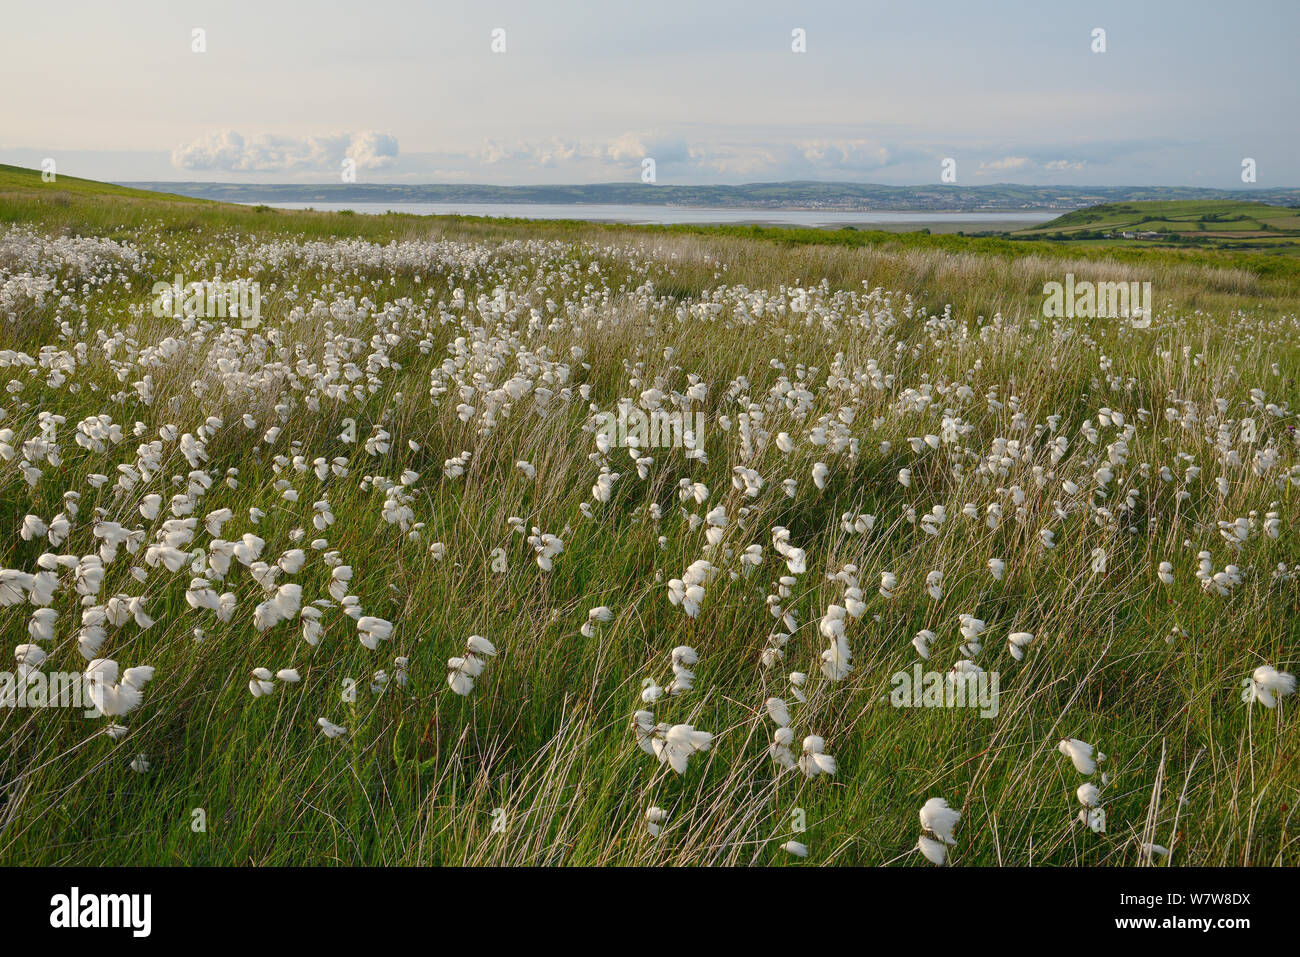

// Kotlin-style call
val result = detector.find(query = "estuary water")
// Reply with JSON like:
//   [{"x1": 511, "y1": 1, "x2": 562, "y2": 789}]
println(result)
[{"x1": 251, "y1": 201, "x2": 1059, "y2": 230}]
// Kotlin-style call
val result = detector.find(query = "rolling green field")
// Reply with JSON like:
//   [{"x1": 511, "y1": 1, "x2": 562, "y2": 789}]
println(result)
[
  {"x1": 2, "y1": 166, "x2": 1300, "y2": 866},
  {"x1": 1014, "y1": 200, "x2": 1300, "y2": 255}
]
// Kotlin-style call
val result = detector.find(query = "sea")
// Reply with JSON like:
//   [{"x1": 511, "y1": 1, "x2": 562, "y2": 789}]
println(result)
[{"x1": 249, "y1": 202, "x2": 1058, "y2": 231}]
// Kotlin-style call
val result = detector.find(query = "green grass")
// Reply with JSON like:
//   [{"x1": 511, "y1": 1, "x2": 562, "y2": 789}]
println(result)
[
  {"x1": 2, "y1": 169, "x2": 1300, "y2": 865},
  {"x1": 1023, "y1": 200, "x2": 1300, "y2": 233},
  {"x1": 1014, "y1": 199, "x2": 1300, "y2": 256}
]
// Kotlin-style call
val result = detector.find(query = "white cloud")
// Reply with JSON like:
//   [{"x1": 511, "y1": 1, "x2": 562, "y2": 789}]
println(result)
[
  {"x1": 689, "y1": 146, "x2": 781, "y2": 177},
  {"x1": 478, "y1": 138, "x2": 588, "y2": 167},
  {"x1": 347, "y1": 132, "x2": 400, "y2": 170},
  {"x1": 172, "y1": 131, "x2": 398, "y2": 172},
  {"x1": 145, "y1": 129, "x2": 1167, "y2": 185},
  {"x1": 798, "y1": 139, "x2": 892, "y2": 170},
  {"x1": 604, "y1": 132, "x2": 648, "y2": 162},
  {"x1": 979, "y1": 156, "x2": 1032, "y2": 172},
  {"x1": 605, "y1": 133, "x2": 689, "y2": 165},
  {"x1": 473, "y1": 132, "x2": 689, "y2": 173}
]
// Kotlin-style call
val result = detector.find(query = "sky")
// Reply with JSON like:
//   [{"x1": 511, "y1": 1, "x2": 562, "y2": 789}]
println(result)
[{"x1": 1, "y1": 0, "x2": 1296, "y2": 187}]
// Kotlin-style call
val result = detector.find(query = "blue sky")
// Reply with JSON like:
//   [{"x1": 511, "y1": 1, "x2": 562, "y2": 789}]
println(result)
[{"x1": 1, "y1": 0, "x2": 1295, "y2": 186}]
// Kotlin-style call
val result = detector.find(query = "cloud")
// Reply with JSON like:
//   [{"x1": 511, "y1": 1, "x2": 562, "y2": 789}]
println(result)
[
  {"x1": 155, "y1": 129, "x2": 1171, "y2": 185},
  {"x1": 470, "y1": 133, "x2": 693, "y2": 176},
  {"x1": 346, "y1": 132, "x2": 400, "y2": 170},
  {"x1": 478, "y1": 138, "x2": 585, "y2": 167},
  {"x1": 605, "y1": 133, "x2": 690, "y2": 165},
  {"x1": 460, "y1": 132, "x2": 935, "y2": 182},
  {"x1": 688, "y1": 145, "x2": 782, "y2": 177},
  {"x1": 604, "y1": 132, "x2": 648, "y2": 163},
  {"x1": 476, "y1": 133, "x2": 690, "y2": 167},
  {"x1": 978, "y1": 156, "x2": 1032, "y2": 172},
  {"x1": 171, "y1": 131, "x2": 398, "y2": 172},
  {"x1": 798, "y1": 139, "x2": 892, "y2": 170}
]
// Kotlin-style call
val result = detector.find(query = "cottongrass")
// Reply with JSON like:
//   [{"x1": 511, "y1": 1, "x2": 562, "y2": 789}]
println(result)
[{"x1": 1, "y1": 204, "x2": 1298, "y2": 866}]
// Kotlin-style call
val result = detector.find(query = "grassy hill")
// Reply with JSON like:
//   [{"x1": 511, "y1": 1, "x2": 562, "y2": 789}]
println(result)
[
  {"x1": 0, "y1": 163, "x2": 207, "y2": 203},
  {"x1": 1014, "y1": 200, "x2": 1300, "y2": 255}
]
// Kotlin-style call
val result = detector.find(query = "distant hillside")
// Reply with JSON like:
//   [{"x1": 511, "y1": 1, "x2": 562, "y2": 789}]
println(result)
[
  {"x1": 117, "y1": 180, "x2": 1300, "y2": 212},
  {"x1": 1023, "y1": 199, "x2": 1300, "y2": 233},
  {"x1": 1011, "y1": 199, "x2": 1300, "y2": 255}
]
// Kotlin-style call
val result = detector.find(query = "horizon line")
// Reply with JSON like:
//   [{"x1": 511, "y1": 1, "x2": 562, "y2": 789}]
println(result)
[{"x1": 111, "y1": 179, "x2": 1300, "y2": 191}]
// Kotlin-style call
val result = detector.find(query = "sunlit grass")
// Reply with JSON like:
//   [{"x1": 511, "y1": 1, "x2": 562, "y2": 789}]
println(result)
[{"x1": 1, "y1": 172, "x2": 1299, "y2": 865}]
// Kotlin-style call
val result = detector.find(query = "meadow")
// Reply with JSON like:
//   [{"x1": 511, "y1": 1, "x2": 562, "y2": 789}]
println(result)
[
  {"x1": 2, "y1": 164, "x2": 1299, "y2": 866},
  {"x1": 1013, "y1": 199, "x2": 1300, "y2": 256}
]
